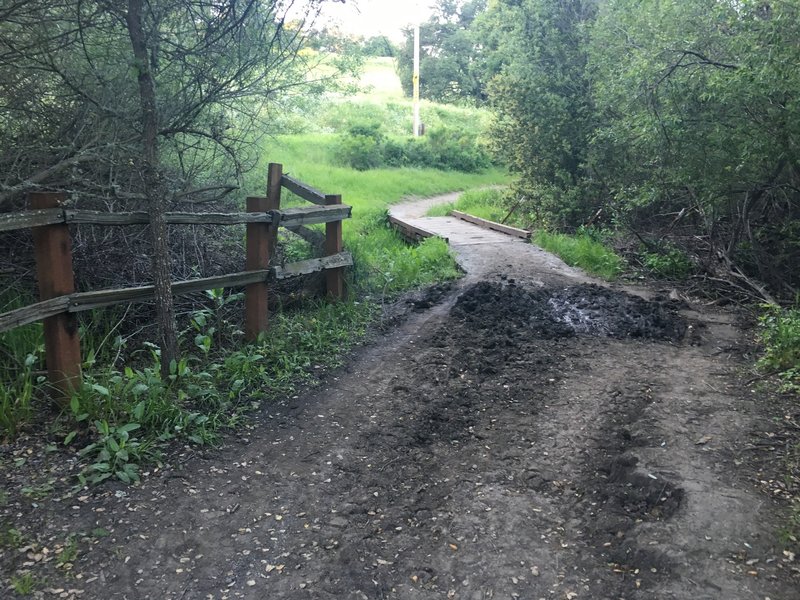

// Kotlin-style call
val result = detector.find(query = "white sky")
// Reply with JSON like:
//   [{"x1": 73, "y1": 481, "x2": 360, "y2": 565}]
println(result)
[{"x1": 312, "y1": 0, "x2": 435, "y2": 41}]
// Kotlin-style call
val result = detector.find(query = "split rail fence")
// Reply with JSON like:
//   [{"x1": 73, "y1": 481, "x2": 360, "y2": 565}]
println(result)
[{"x1": 0, "y1": 163, "x2": 352, "y2": 393}]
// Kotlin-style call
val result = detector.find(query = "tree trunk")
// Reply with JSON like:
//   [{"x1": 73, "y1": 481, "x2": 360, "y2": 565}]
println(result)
[{"x1": 126, "y1": 0, "x2": 178, "y2": 378}]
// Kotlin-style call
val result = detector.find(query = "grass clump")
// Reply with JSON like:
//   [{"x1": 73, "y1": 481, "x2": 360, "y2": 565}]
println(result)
[
  {"x1": 10, "y1": 572, "x2": 39, "y2": 595},
  {"x1": 533, "y1": 229, "x2": 623, "y2": 280}
]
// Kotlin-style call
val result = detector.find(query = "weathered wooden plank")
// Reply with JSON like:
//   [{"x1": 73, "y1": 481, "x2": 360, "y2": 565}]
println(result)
[
  {"x1": 285, "y1": 225, "x2": 325, "y2": 249},
  {"x1": 0, "y1": 297, "x2": 71, "y2": 333},
  {"x1": 0, "y1": 271, "x2": 273, "y2": 332},
  {"x1": 450, "y1": 210, "x2": 531, "y2": 240},
  {"x1": 68, "y1": 271, "x2": 271, "y2": 312},
  {"x1": 273, "y1": 252, "x2": 353, "y2": 280},
  {"x1": 280, "y1": 175, "x2": 327, "y2": 206},
  {"x1": 64, "y1": 210, "x2": 272, "y2": 226},
  {"x1": 280, "y1": 204, "x2": 351, "y2": 226},
  {"x1": 388, "y1": 215, "x2": 447, "y2": 243},
  {"x1": 0, "y1": 208, "x2": 65, "y2": 232}
]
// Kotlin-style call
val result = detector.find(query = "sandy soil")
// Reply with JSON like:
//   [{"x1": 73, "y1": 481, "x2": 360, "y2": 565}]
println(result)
[{"x1": 2, "y1": 195, "x2": 798, "y2": 599}]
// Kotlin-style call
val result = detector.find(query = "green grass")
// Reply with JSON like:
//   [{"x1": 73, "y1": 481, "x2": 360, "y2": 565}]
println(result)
[
  {"x1": 0, "y1": 288, "x2": 44, "y2": 439},
  {"x1": 248, "y1": 133, "x2": 507, "y2": 295},
  {"x1": 426, "y1": 187, "x2": 510, "y2": 222},
  {"x1": 533, "y1": 230, "x2": 623, "y2": 280}
]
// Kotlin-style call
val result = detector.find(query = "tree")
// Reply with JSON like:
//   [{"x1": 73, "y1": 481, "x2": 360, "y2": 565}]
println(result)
[
  {"x1": 589, "y1": 0, "x2": 800, "y2": 297},
  {"x1": 0, "y1": 0, "x2": 344, "y2": 375},
  {"x1": 396, "y1": 0, "x2": 489, "y2": 104},
  {"x1": 484, "y1": 0, "x2": 599, "y2": 228}
]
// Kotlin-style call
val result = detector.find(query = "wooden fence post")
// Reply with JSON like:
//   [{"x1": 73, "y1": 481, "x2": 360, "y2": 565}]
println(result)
[
  {"x1": 266, "y1": 163, "x2": 282, "y2": 259},
  {"x1": 324, "y1": 194, "x2": 344, "y2": 300},
  {"x1": 244, "y1": 163, "x2": 281, "y2": 340},
  {"x1": 30, "y1": 192, "x2": 82, "y2": 396}
]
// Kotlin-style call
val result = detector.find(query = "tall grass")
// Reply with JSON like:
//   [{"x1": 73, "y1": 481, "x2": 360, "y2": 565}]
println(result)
[
  {"x1": 426, "y1": 188, "x2": 509, "y2": 222},
  {"x1": 533, "y1": 230, "x2": 623, "y2": 280},
  {"x1": 0, "y1": 288, "x2": 44, "y2": 438}
]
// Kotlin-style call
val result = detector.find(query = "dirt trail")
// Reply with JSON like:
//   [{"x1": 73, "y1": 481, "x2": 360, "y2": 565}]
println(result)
[{"x1": 3, "y1": 193, "x2": 798, "y2": 599}]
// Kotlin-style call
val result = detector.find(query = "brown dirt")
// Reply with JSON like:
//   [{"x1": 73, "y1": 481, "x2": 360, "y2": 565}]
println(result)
[{"x1": 2, "y1": 196, "x2": 799, "y2": 599}]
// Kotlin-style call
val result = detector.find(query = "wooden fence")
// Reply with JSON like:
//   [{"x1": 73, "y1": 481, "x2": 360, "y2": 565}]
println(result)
[{"x1": 0, "y1": 163, "x2": 352, "y2": 393}]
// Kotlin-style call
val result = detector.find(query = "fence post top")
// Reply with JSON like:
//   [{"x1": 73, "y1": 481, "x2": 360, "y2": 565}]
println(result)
[{"x1": 28, "y1": 191, "x2": 67, "y2": 209}]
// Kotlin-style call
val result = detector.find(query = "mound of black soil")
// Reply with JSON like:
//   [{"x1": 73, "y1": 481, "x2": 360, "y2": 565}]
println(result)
[{"x1": 452, "y1": 282, "x2": 687, "y2": 341}]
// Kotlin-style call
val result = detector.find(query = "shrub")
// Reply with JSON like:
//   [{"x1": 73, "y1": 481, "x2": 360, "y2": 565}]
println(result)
[
  {"x1": 641, "y1": 246, "x2": 694, "y2": 279},
  {"x1": 333, "y1": 121, "x2": 491, "y2": 173},
  {"x1": 758, "y1": 304, "x2": 800, "y2": 391},
  {"x1": 334, "y1": 121, "x2": 386, "y2": 171}
]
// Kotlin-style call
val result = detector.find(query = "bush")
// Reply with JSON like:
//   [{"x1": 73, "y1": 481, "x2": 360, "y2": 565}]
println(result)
[
  {"x1": 758, "y1": 304, "x2": 800, "y2": 392},
  {"x1": 641, "y1": 246, "x2": 695, "y2": 279},
  {"x1": 333, "y1": 121, "x2": 491, "y2": 173},
  {"x1": 334, "y1": 122, "x2": 386, "y2": 171}
]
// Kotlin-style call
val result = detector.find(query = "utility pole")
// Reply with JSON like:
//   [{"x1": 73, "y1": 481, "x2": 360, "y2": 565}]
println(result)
[{"x1": 413, "y1": 23, "x2": 421, "y2": 137}]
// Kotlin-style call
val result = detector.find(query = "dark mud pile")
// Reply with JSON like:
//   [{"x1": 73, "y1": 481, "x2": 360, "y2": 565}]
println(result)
[{"x1": 452, "y1": 281, "x2": 687, "y2": 341}]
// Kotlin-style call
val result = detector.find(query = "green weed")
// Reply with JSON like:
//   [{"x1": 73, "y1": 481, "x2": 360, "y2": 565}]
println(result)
[
  {"x1": 10, "y1": 572, "x2": 38, "y2": 595},
  {"x1": 20, "y1": 482, "x2": 54, "y2": 501},
  {"x1": 56, "y1": 535, "x2": 79, "y2": 567},
  {"x1": 533, "y1": 230, "x2": 624, "y2": 280},
  {"x1": 0, "y1": 525, "x2": 25, "y2": 549},
  {"x1": 58, "y1": 297, "x2": 376, "y2": 486}
]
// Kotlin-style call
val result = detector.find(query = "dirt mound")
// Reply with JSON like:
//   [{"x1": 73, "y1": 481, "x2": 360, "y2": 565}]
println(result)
[{"x1": 452, "y1": 281, "x2": 687, "y2": 341}]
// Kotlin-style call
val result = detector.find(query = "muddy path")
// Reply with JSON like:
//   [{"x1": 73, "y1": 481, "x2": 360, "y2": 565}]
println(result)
[{"x1": 3, "y1": 194, "x2": 799, "y2": 599}]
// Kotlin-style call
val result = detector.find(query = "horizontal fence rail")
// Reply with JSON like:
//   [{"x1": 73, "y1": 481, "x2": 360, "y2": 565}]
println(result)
[
  {"x1": 0, "y1": 205, "x2": 352, "y2": 233},
  {"x1": 0, "y1": 163, "x2": 351, "y2": 394},
  {"x1": 280, "y1": 174, "x2": 327, "y2": 206}
]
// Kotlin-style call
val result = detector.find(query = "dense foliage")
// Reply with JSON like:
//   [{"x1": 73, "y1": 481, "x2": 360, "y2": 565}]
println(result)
[
  {"x1": 405, "y1": 0, "x2": 798, "y2": 300},
  {"x1": 334, "y1": 122, "x2": 491, "y2": 172}
]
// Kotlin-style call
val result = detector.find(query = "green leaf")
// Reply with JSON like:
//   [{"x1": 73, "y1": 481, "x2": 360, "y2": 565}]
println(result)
[
  {"x1": 92, "y1": 384, "x2": 110, "y2": 397},
  {"x1": 64, "y1": 431, "x2": 77, "y2": 445},
  {"x1": 133, "y1": 401, "x2": 145, "y2": 421}
]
